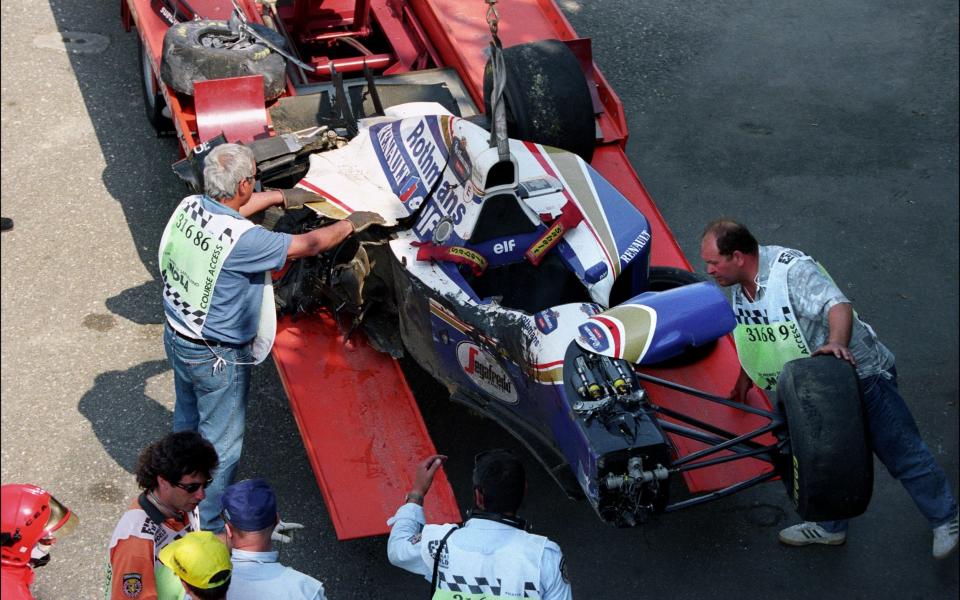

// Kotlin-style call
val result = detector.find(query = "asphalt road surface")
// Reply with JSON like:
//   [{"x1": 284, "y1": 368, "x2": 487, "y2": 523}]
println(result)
[{"x1": 1, "y1": 1, "x2": 957, "y2": 598}]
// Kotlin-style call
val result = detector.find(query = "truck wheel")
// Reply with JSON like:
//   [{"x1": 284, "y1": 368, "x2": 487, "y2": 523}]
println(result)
[
  {"x1": 139, "y1": 36, "x2": 172, "y2": 133},
  {"x1": 483, "y1": 39, "x2": 596, "y2": 162},
  {"x1": 160, "y1": 20, "x2": 287, "y2": 100},
  {"x1": 777, "y1": 355, "x2": 873, "y2": 521}
]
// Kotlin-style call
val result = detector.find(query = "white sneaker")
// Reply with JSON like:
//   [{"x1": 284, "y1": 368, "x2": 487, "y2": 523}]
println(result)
[
  {"x1": 778, "y1": 522, "x2": 847, "y2": 546},
  {"x1": 932, "y1": 513, "x2": 959, "y2": 559}
]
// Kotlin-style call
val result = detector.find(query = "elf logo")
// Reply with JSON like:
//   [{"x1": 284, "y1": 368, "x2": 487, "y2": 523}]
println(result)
[
  {"x1": 493, "y1": 239, "x2": 516, "y2": 254},
  {"x1": 457, "y1": 342, "x2": 518, "y2": 404}
]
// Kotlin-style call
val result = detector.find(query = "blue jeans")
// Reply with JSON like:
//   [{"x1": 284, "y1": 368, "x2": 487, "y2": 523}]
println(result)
[
  {"x1": 820, "y1": 366, "x2": 957, "y2": 533},
  {"x1": 164, "y1": 325, "x2": 252, "y2": 532}
]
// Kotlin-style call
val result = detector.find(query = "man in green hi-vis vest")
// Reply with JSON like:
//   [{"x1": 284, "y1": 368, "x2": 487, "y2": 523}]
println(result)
[
  {"x1": 700, "y1": 219, "x2": 957, "y2": 559},
  {"x1": 159, "y1": 143, "x2": 384, "y2": 534}
]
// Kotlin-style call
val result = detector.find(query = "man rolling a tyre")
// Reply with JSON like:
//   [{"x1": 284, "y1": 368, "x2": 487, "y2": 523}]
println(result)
[{"x1": 700, "y1": 219, "x2": 958, "y2": 559}]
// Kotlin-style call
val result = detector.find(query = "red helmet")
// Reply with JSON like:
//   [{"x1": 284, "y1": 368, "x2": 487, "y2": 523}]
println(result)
[{"x1": 1, "y1": 484, "x2": 77, "y2": 566}]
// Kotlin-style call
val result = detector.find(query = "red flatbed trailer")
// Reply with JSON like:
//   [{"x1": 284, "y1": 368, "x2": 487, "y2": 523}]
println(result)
[{"x1": 123, "y1": 0, "x2": 774, "y2": 540}]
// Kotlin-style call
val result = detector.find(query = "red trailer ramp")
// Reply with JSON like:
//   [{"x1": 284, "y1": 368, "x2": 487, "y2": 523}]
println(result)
[{"x1": 272, "y1": 313, "x2": 461, "y2": 539}]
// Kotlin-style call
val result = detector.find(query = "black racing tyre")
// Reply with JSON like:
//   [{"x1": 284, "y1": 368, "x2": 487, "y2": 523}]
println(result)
[
  {"x1": 483, "y1": 39, "x2": 596, "y2": 162},
  {"x1": 777, "y1": 355, "x2": 873, "y2": 521},
  {"x1": 139, "y1": 36, "x2": 173, "y2": 133},
  {"x1": 160, "y1": 20, "x2": 287, "y2": 100},
  {"x1": 646, "y1": 266, "x2": 706, "y2": 290},
  {"x1": 610, "y1": 264, "x2": 705, "y2": 307}
]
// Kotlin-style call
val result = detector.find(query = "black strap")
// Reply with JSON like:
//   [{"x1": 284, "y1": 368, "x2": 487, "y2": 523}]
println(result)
[
  {"x1": 467, "y1": 510, "x2": 530, "y2": 532},
  {"x1": 331, "y1": 64, "x2": 358, "y2": 138},
  {"x1": 363, "y1": 64, "x2": 385, "y2": 117},
  {"x1": 429, "y1": 525, "x2": 459, "y2": 598}
]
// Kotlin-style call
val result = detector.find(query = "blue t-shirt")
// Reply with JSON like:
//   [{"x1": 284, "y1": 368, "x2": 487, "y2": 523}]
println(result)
[{"x1": 164, "y1": 197, "x2": 292, "y2": 343}]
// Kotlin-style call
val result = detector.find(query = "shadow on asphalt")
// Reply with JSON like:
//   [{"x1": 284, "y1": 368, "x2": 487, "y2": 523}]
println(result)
[
  {"x1": 77, "y1": 359, "x2": 173, "y2": 473},
  {"x1": 106, "y1": 279, "x2": 165, "y2": 325},
  {"x1": 48, "y1": 0, "x2": 181, "y2": 480},
  {"x1": 47, "y1": 0, "x2": 181, "y2": 325}
]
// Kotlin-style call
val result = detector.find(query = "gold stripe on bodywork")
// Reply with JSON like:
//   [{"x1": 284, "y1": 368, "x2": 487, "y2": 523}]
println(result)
[
  {"x1": 532, "y1": 365, "x2": 564, "y2": 384},
  {"x1": 598, "y1": 304, "x2": 656, "y2": 362},
  {"x1": 543, "y1": 147, "x2": 619, "y2": 278},
  {"x1": 429, "y1": 299, "x2": 472, "y2": 334},
  {"x1": 305, "y1": 201, "x2": 350, "y2": 220},
  {"x1": 440, "y1": 115, "x2": 453, "y2": 148}
]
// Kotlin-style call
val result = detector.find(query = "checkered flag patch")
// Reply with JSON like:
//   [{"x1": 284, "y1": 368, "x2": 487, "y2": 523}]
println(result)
[
  {"x1": 163, "y1": 281, "x2": 206, "y2": 326},
  {"x1": 438, "y1": 573, "x2": 505, "y2": 596},
  {"x1": 438, "y1": 573, "x2": 538, "y2": 597},
  {"x1": 218, "y1": 227, "x2": 235, "y2": 244},
  {"x1": 184, "y1": 199, "x2": 241, "y2": 244},
  {"x1": 186, "y1": 199, "x2": 212, "y2": 229},
  {"x1": 736, "y1": 307, "x2": 769, "y2": 325}
]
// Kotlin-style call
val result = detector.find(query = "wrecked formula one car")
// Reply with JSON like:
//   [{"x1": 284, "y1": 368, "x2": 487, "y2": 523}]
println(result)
[
  {"x1": 131, "y1": 0, "x2": 874, "y2": 535},
  {"x1": 243, "y1": 102, "x2": 873, "y2": 527}
]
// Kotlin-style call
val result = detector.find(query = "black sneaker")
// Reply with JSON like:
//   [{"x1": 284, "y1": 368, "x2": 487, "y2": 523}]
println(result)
[{"x1": 1, "y1": 217, "x2": 13, "y2": 232}]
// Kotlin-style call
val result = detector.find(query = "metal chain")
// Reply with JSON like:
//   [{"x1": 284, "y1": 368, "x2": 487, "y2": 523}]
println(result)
[{"x1": 485, "y1": 0, "x2": 499, "y2": 36}]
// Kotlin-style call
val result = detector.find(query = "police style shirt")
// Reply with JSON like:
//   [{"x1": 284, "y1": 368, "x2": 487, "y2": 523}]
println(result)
[
  {"x1": 731, "y1": 245, "x2": 894, "y2": 378},
  {"x1": 163, "y1": 196, "x2": 291, "y2": 344},
  {"x1": 387, "y1": 502, "x2": 572, "y2": 600},
  {"x1": 226, "y1": 550, "x2": 326, "y2": 600}
]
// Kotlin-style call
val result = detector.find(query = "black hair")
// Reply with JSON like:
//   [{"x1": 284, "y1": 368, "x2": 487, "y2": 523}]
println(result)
[
  {"x1": 702, "y1": 219, "x2": 759, "y2": 257},
  {"x1": 135, "y1": 431, "x2": 219, "y2": 491},
  {"x1": 184, "y1": 573, "x2": 231, "y2": 600},
  {"x1": 473, "y1": 449, "x2": 526, "y2": 514}
]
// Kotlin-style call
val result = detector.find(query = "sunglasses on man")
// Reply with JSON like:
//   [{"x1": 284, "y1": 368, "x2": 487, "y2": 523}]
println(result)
[{"x1": 173, "y1": 478, "x2": 213, "y2": 493}]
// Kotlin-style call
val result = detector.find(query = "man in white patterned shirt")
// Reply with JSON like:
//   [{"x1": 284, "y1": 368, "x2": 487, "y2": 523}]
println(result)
[{"x1": 700, "y1": 218, "x2": 957, "y2": 559}]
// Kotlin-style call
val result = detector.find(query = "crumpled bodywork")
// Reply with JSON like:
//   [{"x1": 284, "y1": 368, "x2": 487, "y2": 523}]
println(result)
[{"x1": 279, "y1": 103, "x2": 738, "y2": 525}]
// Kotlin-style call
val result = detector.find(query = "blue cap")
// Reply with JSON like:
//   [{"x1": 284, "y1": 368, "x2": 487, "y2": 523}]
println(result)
[{"x1": 220, "y1": 479, "x2": 277, "y2": 531}]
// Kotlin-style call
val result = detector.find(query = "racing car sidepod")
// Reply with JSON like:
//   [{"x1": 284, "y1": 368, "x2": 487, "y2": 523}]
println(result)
[{"x1": 575, "y1": 282, "x2": 736, "y2": 365}]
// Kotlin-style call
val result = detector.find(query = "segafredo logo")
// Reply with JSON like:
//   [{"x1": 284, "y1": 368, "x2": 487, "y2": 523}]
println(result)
[
  {"x1": 579, "y1": 303, "x2": 600, "y2": 316},
  {"x1": 534, "y1": 308, "x2": 560, "y2": 334},
  {"x1": 451, "y1": 136, "x2": 472, "y2": 183},
  {"x1": 578, "y1": 322, "x2": 609, "y2": 352},
  {"x1": 457, "y1": 342, "x2": 518, "y2": 404}
]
